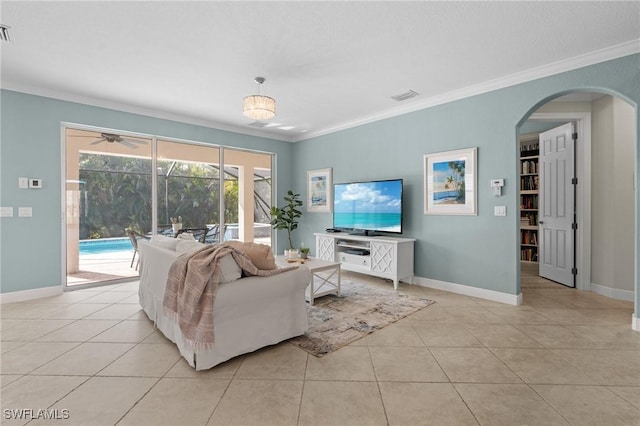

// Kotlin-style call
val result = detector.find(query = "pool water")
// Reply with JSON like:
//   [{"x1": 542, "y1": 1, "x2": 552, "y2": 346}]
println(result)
[{"x1": 79, "y1": 238, "x2": 133, "y2": 255}]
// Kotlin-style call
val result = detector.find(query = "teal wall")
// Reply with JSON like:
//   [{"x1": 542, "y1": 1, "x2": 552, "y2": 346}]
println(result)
[
  {"x1": 292, "y1": 54, "x2": 639, "y2": 306},
  {"x1": 0, "y1": 90, "x2": 294, "y2": 293},
  {"x1": 1, "y1": 54, "x2": 638, "y2": 319}
]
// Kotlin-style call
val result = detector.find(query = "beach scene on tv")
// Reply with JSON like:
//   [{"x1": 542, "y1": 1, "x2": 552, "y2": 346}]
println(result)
[
  {"x1": 333, "y1": 180, "x2": 402, "y2": 233},
  {"x1": 432, "y1": 160, "x2": 466, "y2": 204}
]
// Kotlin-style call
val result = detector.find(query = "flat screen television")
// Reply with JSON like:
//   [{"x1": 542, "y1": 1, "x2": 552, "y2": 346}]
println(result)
[{"x1": 333, "y1": 179, "x2": 403, "y2": 235}]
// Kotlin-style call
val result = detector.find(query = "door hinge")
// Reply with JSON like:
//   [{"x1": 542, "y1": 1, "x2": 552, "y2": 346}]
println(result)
[
  {"x1": 572, "y1": 268, "x2": 578, "y2": 275},
  {"x1": 572, "y1": 132, "x2": 578, "y2": 140},
  {"x1": 572, "y1": 223, "x2": 578, "y2": 230},
  {"x1": 571, "y1": 177, "x2": 578, "y2": 185}
]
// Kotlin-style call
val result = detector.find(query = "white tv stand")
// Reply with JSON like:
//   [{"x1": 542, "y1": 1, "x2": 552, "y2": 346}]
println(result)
[{"x1": 314, "y1": 232, "x2": 415, "y2": 289}]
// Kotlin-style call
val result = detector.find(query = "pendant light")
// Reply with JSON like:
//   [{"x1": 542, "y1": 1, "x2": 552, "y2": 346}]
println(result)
[{"x1": 242, "y1": 77, "x2": 276, "y2": 121}]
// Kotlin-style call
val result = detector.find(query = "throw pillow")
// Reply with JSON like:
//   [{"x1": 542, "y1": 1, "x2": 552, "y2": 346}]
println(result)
[
  {"x1": 218, "y1": 253, "x2": 242, "y2": 283},
  {"x1": 175, "y1": 240, "x2": 203, "y2": 254},
  {"x1": 150, "y1": 235, "x2": 180, "y2": 251},
  {"x1": 226, "y1": 241, "x2": 277, "y2": 270},
  {"x1": 176, "y1": 232, "x2": 196, "y2": 241}
]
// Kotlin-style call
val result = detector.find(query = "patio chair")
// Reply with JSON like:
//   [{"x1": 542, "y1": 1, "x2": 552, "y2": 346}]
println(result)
[
  {"x1": 204, "y1": 224, "x2": 230, "y2": 244},
  {"x1": 126, "y1": 229, "x2": 150, "y2": 270},
  {"x1": 175, "y1": 227, "x2": 208, "y2": 244},
  {"x1": 157, "y1": 224, "x2": 174, "y2": 236}
]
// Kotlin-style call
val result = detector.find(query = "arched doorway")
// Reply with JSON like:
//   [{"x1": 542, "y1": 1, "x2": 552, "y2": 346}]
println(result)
[{"x1": 516, "y1": 90, "x2": 637, "y2": 328}]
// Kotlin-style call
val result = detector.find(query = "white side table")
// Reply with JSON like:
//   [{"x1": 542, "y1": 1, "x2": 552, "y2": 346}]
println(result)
[{"x1": 276, "y1": 256, "x2": 341, "y2": 305}]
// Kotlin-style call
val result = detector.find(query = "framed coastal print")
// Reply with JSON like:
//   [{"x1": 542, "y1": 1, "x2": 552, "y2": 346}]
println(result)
[
  {"x1": 424, "y1": 147, "x2": 477, "y2": 215},
  {"x1": 307, "y1": 168, "x2": 332, "y2": 213}
]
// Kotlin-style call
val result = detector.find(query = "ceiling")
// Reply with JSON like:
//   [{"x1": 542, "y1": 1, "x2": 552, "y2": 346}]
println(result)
[{"x1": 1, "y1": 1, "x2": 638, "y2": 142}]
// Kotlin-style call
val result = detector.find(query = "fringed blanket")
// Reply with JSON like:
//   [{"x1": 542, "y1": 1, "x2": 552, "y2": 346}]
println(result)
[{"x1": 163, "y1": 244, "x2": 297, "y2": 351}]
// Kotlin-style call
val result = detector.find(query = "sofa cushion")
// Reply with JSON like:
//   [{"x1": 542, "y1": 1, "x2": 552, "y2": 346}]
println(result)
[
  {"x1": 226, "y1": 241, "x2": 277, "y2": 270},
  {"x1": 150, "y1": 235, "x2": 180, "y2": 251}
]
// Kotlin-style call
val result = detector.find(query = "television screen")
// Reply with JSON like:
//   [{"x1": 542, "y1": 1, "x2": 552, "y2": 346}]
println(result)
[{"x1": 333, "y1": 179, "x2": 403, "y2": 235}]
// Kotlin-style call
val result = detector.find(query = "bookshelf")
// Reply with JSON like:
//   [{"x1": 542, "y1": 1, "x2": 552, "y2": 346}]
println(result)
[{"x1": 519, "y1": 134, "x2": 539, "y2": 263}]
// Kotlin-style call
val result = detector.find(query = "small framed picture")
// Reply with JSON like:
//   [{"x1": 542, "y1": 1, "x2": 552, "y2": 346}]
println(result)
[
  {"x1": 424, "y1": 147, "x2": 477, "y2": 215},
  {"x1": 307, "y1": 168, "x2": 332, "y2": 213}
]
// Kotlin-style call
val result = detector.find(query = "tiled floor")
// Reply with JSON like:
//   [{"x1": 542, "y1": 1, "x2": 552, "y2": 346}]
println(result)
[{"x1": 1, "y1": 269, "x2": 638, "y2": 425}]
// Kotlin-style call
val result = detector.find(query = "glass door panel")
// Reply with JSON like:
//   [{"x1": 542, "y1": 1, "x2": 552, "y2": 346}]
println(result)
[
  {"x1": 65, "y1": 128, "x2": 152, "y2": 288},
  {"x1": 156, "y1": 140, "x2": 221, "y2": 242},
  {"x1": 222, "y1": 148, "x2": 273, "y2": 245}
]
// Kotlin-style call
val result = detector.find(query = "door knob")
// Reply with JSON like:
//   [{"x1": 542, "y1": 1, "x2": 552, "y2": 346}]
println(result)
[{"x1": 539, "y1": 221, "x2": 544, "y2": 224}]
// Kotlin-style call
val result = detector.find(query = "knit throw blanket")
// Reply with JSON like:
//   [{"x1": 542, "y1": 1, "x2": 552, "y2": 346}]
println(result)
[{"x1": 163, "y1": 244, "x2": 297, "y2": 351}]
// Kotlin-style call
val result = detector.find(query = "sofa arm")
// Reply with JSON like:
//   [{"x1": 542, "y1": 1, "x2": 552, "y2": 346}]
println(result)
[{"x1": 138, "y1": 240, "x2": 180, "y2": 296}]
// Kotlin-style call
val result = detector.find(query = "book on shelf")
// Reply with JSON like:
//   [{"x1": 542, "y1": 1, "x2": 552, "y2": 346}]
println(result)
[
  {"x1": 520, "y1": 195, "x2": 538, "y2": 209},
  {"x1": 520, "y1": 247, "x2": 539, "y2": 262},
  {"x1": 521, "y1": 230, "x2": 539, "y2": 246},
  {"x1": 520, "y1": 176, "x2": 537, "y2": 190},
  {"x1": 520, "y1": 142, "x2": 539, "y2": 158},
  {"x1": 521, "y1": 160, "x2": 539, "y2": 175}
]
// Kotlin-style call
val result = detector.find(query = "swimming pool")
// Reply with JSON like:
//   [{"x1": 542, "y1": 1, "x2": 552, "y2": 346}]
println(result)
[{"x1": 79, "y1": 238, "x2": 133, "y2": 255}]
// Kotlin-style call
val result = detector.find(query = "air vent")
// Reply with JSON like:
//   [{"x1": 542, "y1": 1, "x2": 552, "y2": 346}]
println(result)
[
  {"x1": 248, "y1": 121, "x2": 269, "y2": 128},
  {"x1": 391, "y1": 90, "x2": 419, "y2": 101},
  {"x1": 0, "y1": 25, "x2": 11, "y2": 43}
]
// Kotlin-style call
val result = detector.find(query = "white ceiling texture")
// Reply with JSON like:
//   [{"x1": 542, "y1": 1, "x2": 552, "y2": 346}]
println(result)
[{"x1": 1, "y1": 1, "x2": 639, "y2": 142}]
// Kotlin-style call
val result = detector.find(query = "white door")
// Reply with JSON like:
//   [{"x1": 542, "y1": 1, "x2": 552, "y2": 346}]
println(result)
[{"x1": 539, "y1": 123, "x2": 576, "y2": 287}]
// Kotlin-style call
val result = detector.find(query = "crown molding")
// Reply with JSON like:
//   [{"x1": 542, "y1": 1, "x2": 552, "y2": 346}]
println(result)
[
  {"x1": 293, "y1": 39, "x2": 640, "y2": 142},
  {"x1": 3, "y1": 39, "x2": 637, "y2": 144},
  {"x1": 0, "y1": 82, "x2": 296, "y2": 143}
]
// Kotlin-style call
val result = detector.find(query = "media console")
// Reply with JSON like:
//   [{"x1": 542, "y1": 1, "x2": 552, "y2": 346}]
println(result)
[{"x1": 314, "y1": 232, "x2": 415, "y2": 290}]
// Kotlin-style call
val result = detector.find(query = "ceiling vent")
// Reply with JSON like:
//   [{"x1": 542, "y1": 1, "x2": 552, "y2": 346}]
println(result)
[
  {"x1": 391, "y1": 90, "x2": 419, "y2": 101},
  {"x1": 0, "y1": 25, "x2": 11, "y2": 43},
  {"x1": 248, "y1": 121, "x2": 270, "y2": 128}
]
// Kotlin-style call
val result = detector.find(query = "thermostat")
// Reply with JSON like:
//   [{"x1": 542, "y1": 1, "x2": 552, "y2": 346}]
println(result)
[
  {"x1": 29, "y1": 178, "x2": 42, "y2": 189},
  {"x1": 490, "y1": 178, "x2": 504, "y2": 196}
]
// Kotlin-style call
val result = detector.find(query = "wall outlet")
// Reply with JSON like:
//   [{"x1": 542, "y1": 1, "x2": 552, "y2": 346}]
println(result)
[{"x1": 18, "y1": 207, "x2": 32, "y2": 217}]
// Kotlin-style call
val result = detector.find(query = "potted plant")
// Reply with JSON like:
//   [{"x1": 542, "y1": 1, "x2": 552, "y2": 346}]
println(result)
[
  {"x1": 170, "y1": 216, "x2": 182, "y2": 233},
  {"x1": 270, "y1": 190, "x2": 303, "y2": 256},
  {"x1": 299, "y1": 247, "x2": 310, "y2": 259}
]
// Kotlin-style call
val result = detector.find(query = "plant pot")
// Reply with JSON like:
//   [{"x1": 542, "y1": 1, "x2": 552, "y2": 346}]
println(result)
[
  {"x1": 300, "y1": 252, "x2": 309, "y2": 259},
  {"x1": 172, "y1": 223, "x2": 182, "y2": 233},
  {"x1": 287, "y1": 249, "x2": 299, "y2": 260}
]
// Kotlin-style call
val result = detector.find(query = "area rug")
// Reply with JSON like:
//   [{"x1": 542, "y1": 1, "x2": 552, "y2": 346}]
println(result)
[{"x1": 289, "y1": 279, "x2": 435, "y2": 356}]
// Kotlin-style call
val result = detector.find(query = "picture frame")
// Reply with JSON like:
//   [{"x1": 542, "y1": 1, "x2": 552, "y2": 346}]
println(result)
[
  {"x1": 307, "y1": 168, "x2": 332, "y2": 213},
  {"x1": 424, "y1": 147, "x2": 477, "y2": 215}
]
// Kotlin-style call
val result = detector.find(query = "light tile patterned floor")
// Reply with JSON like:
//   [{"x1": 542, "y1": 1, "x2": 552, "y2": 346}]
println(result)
[{"x1": 1, "y1": 270, "x2": 639, "y2": 425}]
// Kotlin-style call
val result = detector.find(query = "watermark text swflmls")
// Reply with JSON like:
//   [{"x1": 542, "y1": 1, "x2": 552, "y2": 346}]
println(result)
[{"x1": 3, "y1": 408, "x2": 70, "y2": 420}]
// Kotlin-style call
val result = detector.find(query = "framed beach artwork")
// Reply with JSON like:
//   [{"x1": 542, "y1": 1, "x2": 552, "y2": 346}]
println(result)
[
  {"x1": 424, "y1": 147, "x2": 477, "y2": 215},
  {"x1": 307, "y1": 168, "x2": 332, "y2": 213}
]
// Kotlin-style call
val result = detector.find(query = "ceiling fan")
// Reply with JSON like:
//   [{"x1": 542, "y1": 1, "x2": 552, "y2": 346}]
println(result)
[{"x1": 90, "y1": 133, "x2": 148, "y2": 149}]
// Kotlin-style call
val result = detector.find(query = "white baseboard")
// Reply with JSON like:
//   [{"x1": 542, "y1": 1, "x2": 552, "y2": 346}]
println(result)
[
  {"x1": 590, "y1": 282, "x2": 635, "y2": 302},
  {"x1": 412, "y1": 276, "x2": 522, "y2": 306},
  {"x1": 0, "y1": 286, "x2": 62, "y2": 304},
  {"x1": 633, "y1": 314, "x2": 639, "y2": 332}
]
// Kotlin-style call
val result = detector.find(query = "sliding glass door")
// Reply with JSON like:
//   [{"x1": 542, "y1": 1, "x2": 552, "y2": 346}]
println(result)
[{"x1": 65, "y1": 127, "x2": 274, "y2": 289}]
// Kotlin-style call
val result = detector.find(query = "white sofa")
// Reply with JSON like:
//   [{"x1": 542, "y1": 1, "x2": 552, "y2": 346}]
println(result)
[{"x1": 138, "y1": 237, "x2": 311, "y2": 370}]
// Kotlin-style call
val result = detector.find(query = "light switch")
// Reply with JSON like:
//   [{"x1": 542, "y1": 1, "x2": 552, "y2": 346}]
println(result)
[
  {"x1": 0, "y1": 207, "x2": 13, "y2": 217},
  {"x1": 494, "y1": 206, "x2": 506, "y2": 216},
  {"x1": 18, "y1": 207, "x2": 32, "y2": 217}
]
